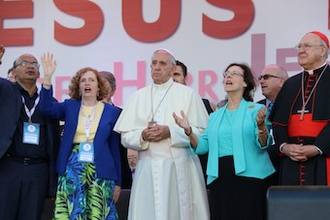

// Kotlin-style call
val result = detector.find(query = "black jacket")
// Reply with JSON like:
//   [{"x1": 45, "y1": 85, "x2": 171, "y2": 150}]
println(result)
[{"x1": 0, "y1": 78, "x2": 60, "y2": 197}]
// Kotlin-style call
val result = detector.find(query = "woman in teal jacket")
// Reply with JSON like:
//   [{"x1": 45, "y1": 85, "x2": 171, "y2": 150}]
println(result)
[{"x1": 173, "y1": 63, "x2": 275, "y2": 220}]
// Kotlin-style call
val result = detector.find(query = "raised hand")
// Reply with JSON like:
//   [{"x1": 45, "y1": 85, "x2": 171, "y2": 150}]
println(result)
[
  {"x1": 173, "y1": 110, "x2": 190, "y2": 131},
  {"x1": 41, "y1": 53, "x2": 57, "y2": 82},
  {"x1": 173, "y1": 110, "x2": 199, "y2": 148},
  {"x1": 256, "y1": 106, "x2": 266, "y2": 127},
  {"x1": 0, "y1": 45, "x2": 5, "y2": 64}
]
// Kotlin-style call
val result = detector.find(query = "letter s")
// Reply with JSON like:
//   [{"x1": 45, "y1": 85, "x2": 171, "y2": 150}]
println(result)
[
  {"x1": 203, "y1": 0, "x2": 255, "y2": 39},
  {"x1": 54, "y1": 0, "x2": 104, "y2": 45}
]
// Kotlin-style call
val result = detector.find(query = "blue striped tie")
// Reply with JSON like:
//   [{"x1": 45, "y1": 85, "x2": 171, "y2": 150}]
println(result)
[{"x1": 267, "y1": 102, "x2": 274, "y2": 114}]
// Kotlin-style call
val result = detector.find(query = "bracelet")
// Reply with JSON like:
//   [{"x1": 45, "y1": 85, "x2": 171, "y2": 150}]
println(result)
[{"x1": 185, "y1": 126, "x2": 192, "y2": 136}]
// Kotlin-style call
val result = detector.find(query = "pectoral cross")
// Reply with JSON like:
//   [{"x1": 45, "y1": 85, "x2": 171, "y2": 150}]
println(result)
[
  {"x1": 297, "y1": 106, "x2": 309, "y2": 120},
  {"x1": 148, "y1": 118, "x2": 157, "y2": 126}
]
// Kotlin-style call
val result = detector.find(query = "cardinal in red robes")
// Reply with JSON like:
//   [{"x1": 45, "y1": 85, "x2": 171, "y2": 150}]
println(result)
[{"x1": 269, "y1": 31, "x2": 330, "y2": 185}]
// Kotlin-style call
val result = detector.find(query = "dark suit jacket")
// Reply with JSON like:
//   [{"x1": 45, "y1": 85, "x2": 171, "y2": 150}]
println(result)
[
  {"x1": 258, "y1": 98, "x2": 266, "y2": 106},
  {"x1": 200, "y1": 98, "x2": 213, "y2": 187},
  {"x1": 115, "y1": 106, "x2": 133, "y2": 189},
  {"x1": 0, "y1": 78, "x2": 60, "y2": 197},
  {"x1": 0, "y1": 78, "x2": 20, "y2": 158},
  {"x1": 257, "y1": 98, "x2": 279, "y2": 185},
  {"x1": 202, "y1": 98, "x2": 213, "y2": 115}
]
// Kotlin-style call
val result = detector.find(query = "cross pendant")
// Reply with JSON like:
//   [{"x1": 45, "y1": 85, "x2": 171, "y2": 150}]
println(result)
[
  {"x1": 297, "y1": 106, "x2": 309, "y2": 120},
  {"x1": 148, "y1": 118, "x2": 157, "y2": 126}
]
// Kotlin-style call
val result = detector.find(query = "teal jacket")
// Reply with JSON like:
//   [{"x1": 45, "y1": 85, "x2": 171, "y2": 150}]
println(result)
[{"x1": 194, "y1": 99, "x2": 275, "y2": 184}]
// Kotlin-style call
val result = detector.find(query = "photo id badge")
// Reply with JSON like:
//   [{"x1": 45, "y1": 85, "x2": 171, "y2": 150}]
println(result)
[
  {"x1": 23, "y1": 122, "x2": 40, "y2": 145},
  {"x1": 78, "y1": 142, "x2": 94, "y2": 163}
]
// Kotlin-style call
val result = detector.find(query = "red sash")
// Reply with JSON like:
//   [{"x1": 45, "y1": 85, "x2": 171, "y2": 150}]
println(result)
[{"x1": 288, "y1": 114, "x2": 330, "y2": 185}]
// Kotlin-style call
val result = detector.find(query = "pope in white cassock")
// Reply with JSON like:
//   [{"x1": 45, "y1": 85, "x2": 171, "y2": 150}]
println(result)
[{"x1": 114, "y1": 49, "x2": 210, "y2": 220}]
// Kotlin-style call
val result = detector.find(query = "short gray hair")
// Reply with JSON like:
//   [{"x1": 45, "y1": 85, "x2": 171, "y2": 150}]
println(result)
[{"x1": 152, "y1": 48, "x2": 176, "y2": 65}]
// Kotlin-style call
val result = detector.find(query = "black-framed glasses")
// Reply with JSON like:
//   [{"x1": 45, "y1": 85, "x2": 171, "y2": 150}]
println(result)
[
  {"x1": 258, "y1": 74, "x2": 281, "y2": 81},
  {"x1": 223, "y1": 71, "x2": 244, "y2": 78},
  {"x1": 15, "y1": 60, "x2": 40, "y2": 68}
]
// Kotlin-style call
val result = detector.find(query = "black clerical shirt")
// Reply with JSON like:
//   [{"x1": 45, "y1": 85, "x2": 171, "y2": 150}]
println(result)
[{"x1": 7, "y1": 83, "x2": 48, "y2": 159}]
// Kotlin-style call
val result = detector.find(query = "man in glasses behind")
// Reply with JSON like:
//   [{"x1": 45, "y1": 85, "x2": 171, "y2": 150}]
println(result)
[
  {"x1": 0, "y1": 50, "x2": 60, "y2": 220},
  {"x1": 258, "y1": 65, "x2": 288, "y2": 109},
  {"x1": 258, "y1": 64, "x2": 288, "y2": 186}
]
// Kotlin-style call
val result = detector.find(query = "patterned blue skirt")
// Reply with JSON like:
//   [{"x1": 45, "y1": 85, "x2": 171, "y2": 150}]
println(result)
[{"x1": 53, "y1": 144, "x2": 118, "y2": 220}]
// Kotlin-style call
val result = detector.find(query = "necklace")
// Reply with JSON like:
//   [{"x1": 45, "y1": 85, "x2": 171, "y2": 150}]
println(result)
[
  {"x1": 298, "y1": 64, "x2": 328, "y2": 120},
  {"x1": 225, "y1": 109, "x2": 237, "y2": 126},
  {"x1": 81, "y1": 102, "x2": 98, "y2": 141},
  {"x1": 226, "y1": 108, "x2": 237, "y2": 117},
  {"x1": 149, "y1": 81, "x2": 174, "y2": 125}
]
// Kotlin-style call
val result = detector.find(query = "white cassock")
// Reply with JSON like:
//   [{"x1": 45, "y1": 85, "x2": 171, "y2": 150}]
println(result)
[{"x1": 114, "y1": 78, "x2": 210, "y2": 220}]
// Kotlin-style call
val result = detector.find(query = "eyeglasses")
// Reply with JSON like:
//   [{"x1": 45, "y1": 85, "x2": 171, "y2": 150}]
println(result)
[
  {"x1": 223, "y1": 71, "x2": 244, "y2": 78},
  {"x1": 258, "y1": 74, "x2": 281, "y2": 81},
  {"x1": 294, "y1": 43, "x2": 324, "y2": 50},
  {"x1": 15, "y1": 61, "x2": 40, "y2": 68},
  {"x1": 127, "y1": 156, "x2": 138, "y2": 160}
]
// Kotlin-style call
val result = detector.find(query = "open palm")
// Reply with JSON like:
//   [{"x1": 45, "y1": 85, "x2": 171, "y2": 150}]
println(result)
[
  {"x1": 41, "y1": 52, "x2": 57, "y2": 79},
  {"x1": 173, "y1": 110, "x2": 190, "y2": 130}
]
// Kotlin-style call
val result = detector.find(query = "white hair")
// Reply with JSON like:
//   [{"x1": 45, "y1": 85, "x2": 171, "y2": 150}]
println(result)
[{"x1": 152, "y1": 48, "x2": 176, "y2": 65}]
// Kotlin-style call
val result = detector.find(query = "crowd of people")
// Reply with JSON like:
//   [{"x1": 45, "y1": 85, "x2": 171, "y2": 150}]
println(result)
[{"x1": 0, "y1": 30, "x2": 329, "y2": 220}]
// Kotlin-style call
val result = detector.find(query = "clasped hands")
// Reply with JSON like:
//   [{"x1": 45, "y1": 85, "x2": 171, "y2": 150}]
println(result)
[
  {"x1": 281, "y1": 143, "x2": 320, "y2": 162},
  {"x1": 142, "y1": 124, "x2": 170, "y2": 142}
]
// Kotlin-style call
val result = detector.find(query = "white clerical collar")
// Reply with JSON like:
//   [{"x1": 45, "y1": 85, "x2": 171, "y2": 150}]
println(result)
[
  {"x1": 305, "y1": 62, "x2": 328, "y2": 75},
  {"x1": 153, "y1": 78, "x2": 174, "y2": 90}
]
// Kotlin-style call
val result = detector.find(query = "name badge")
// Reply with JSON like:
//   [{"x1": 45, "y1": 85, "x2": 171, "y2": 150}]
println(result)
[
  {"x1": 23, "y1": 122, "x2": 40, "y2": 145},
  {"x1": 78, "y1": 142, "x2": 94, "y2": 163}
]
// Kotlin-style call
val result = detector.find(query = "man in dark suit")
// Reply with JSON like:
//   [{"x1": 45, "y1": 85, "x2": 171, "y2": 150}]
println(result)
[
  {"x1": 257, "y1": 64, "x2": 288, "y2": 185},
  {"x1": 173, "y1": 60, "x2": 213, "y2": 184},
  {"x1": 258, "y1": 64, "x2": 288, "y2": 109},
  {"x1": 173, "y1": 60, "x2": 213, "y2": 114},
  {"x1": 0, "y1": 47, "x2": 60, "y2": 220}
]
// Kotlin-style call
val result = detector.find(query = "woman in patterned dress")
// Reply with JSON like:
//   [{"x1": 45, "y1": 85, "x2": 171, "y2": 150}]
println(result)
[{"x1": 40, "y1": 54, "x2": 121, "y2": 220}]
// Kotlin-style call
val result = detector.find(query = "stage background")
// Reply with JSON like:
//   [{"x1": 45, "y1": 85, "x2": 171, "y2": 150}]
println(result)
[{"x1": 0, "y1": 0, "x2": 328, "y2": 107}]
